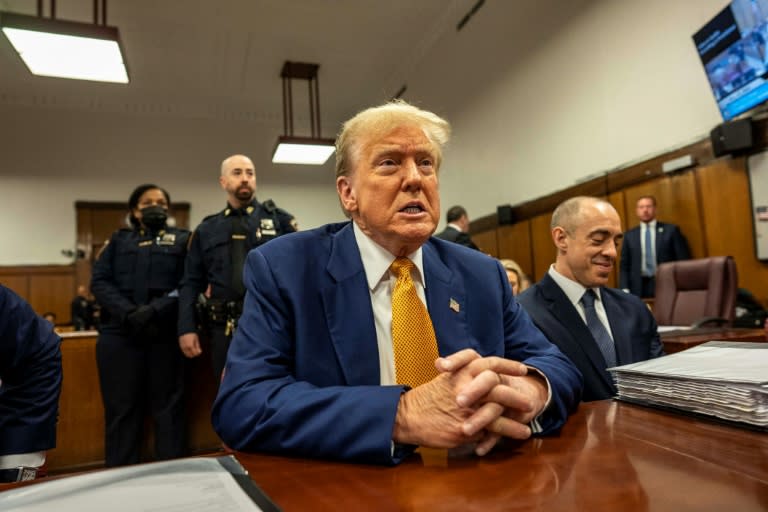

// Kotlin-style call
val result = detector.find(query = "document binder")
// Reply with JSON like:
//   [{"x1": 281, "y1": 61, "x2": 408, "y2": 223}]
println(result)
[
  {"x1": 0, "y1": 455, "x2": 281, "y2": 512},
  {"x1": 609, "y1": 341, "x2": 768, "y2": 429}
]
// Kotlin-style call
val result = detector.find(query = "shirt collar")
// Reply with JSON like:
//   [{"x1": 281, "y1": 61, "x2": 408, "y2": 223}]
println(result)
[
  {"x1": 352, "y1": 222, "x2": 426, "y2": 291},
  {"x1": 548, "y1": 264, "x2": 603, "y2": 307},
  {"x1": 224, "y1": 199, "x2": 257, "y2": 216},
  {"x1": 642, "y1": 219, "x2": 657, "y2": 230},
  {"x1": 447, "y1": 223, "x2": 462, "y2": 232}
]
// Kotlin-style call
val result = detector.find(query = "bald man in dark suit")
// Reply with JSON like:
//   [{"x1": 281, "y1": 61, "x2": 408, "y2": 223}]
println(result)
[{"x1": 517, "y1": 196, "x2": 664, "y2": 401}]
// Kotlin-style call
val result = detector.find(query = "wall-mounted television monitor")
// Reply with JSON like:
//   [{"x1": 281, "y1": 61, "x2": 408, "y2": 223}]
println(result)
[{"x1": 694, "y1": 0, "x2": 768, "y2": 120}]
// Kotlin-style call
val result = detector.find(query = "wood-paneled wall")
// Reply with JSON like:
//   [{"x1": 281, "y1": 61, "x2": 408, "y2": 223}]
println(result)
[
  {"x1": 472, "y1": 135, "x2": 768, "y2": 304},
  {"x1": 0, "y1": 201, "x2": 190, "y2": 323},
  {"x1": 0, "y1": 265, "x2": 75, "y2": 323},
  {"x1": 497, "y1": 223, "x2": 533, "y2": 280},
  {"x1": 473, "y1": 229, "x2": 498, "y2": 256}
]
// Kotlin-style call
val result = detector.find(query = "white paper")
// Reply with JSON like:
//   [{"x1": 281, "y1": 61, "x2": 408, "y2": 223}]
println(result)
[
  {"x1": 657, "y1": 325, "x2": 693, "y2": 333},
  {"x1": 0, "y1": 457, "x2": 267, "y2": 512},
  {"x1": 609, "y1": 341, "x2": 768, "y2": 428}
]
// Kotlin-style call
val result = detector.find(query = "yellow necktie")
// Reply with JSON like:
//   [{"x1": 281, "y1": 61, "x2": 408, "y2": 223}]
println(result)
[{"x1": 390, "y1": 257, "x2": 440, "y2": 388}]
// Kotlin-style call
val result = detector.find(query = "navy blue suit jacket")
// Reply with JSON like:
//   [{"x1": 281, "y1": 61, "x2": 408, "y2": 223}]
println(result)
[
  {"x1": 0, "y1": 285, "x2": 62, "y2": 456},
  {"x1": 212, "y1": 222, "x2": 582, "y2": 464},
  {"x1": 619, "y1": 221, "x2": 690, "y2": 296},
  {"x1": 517, "y1": 273, "x2": 664, "y2": 402}
]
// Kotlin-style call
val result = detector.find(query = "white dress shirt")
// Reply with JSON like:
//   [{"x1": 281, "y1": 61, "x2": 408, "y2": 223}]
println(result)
[
  {"x1": 548, "y1": 265, "x2": 615, "y2": 341},
  {"x1": 352, "y1": 222, "x2": 426, "y2": 385}
]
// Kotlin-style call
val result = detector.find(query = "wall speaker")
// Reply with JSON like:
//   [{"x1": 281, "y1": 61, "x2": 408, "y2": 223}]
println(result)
[
  {"x1": 497, "y1": 204, "x2": 514, "y2": 225},
  {"x1": 710, "y1": 118, "x2": 754, "y2": 157}
]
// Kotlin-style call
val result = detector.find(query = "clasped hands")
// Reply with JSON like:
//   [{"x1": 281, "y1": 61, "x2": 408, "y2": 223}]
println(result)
[{"x1": 393, "y1": 348, "x2": 549, "y2": 456}]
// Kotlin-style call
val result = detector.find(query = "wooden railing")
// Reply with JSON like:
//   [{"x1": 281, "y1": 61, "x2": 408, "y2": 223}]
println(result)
[{"x1": 48, "y1": 332, "x2": 220, "y2": 473}]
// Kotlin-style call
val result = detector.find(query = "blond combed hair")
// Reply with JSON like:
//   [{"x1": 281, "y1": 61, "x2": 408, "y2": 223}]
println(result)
[{"x1": 334, "y1": 100, "x2": 451, "y2": 179}]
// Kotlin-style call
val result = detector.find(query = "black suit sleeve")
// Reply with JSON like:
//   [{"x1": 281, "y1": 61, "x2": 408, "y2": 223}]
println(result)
[
  {"x1": 0, "y1": 286, "x2": 62, "y2": 455},
  {"x1": 90, "y1": 232, "x2": 136, "y2": 324},
  {"x1": 178, "y1": 228, "x2": 207, "y2": 336},
  {"x1": 456, "y1": 232, "x2": 480, "y2": 251},
  {"x1": 619, "y1": 234, "x2": 633, "y2": 290},
  {"x1": 669, "y1": 225, "x2": 691, "y2": 260}
]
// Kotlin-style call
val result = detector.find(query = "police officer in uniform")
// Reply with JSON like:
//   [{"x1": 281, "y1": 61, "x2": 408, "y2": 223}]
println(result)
[
  {"x1": 91, "y1": 184, "x2": 189, "y2": 467},
  {"x1": 178, "y1": 154, "x2": 296, "y2": 382}
]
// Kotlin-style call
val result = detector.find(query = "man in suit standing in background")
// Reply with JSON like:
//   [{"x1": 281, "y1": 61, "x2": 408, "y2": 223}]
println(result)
[
  {"x1": 435, "y1": 205, "x2": 479, "y2": 250},
  {"x1": 619, "y1": 195, "x2": 690, "y2": 298},
  {"x1": 517, "y1": 196, "x2": 664, "y2": 401}
]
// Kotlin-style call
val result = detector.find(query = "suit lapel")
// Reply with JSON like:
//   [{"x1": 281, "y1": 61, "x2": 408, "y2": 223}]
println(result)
[
  {"x1": 321, "y1": 224, "x2": 381, "y2": 386},
  {"x1": 603, "y1": 292, "x2": 631, "y2": 365},
  {"x1": 539, "y1": 274, "x2": 615, "y2": 386},
  {"x1": 655, "y1": 222, "x2": 669, "y2": 258},
  {"x1": 422, "y1": 243, "x2": 470, "y2": 356},
  {"x1": 630, "y1": 227, "x2": 642, "y2": 260}
]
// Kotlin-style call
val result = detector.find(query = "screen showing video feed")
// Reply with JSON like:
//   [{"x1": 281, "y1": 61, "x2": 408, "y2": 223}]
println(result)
[{"x1": 694, "y1": 0, "x2": 768, "y2": 120}]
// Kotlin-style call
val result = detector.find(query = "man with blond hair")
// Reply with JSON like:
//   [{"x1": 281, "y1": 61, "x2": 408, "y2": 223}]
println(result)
[{"x1": 212, "y1": 102, "x2": 581, "y2": 465}]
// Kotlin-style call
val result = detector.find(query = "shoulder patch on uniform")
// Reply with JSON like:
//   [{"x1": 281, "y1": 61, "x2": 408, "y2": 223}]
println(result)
[
  {"x1": 262, "y1": 199, "x2": 276, "y2": 213},
  {"x1": 275, "y1": 206, "x2": 291, "y2": 216}
]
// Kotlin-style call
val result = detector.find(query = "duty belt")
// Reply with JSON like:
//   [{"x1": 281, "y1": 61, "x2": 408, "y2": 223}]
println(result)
[{"x1": 203, "y1": 300, "x2": 243, "y2": 336}]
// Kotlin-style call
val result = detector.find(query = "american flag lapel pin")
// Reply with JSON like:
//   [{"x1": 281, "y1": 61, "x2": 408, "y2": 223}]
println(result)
[{"x1": 449, "y1": 298, "x2": 460, "y2": 313}]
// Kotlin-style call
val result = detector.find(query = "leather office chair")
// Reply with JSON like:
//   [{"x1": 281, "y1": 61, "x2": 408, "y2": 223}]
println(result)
[{"x1": 653, "y1": 256, "x2": 738, "y2": 327}]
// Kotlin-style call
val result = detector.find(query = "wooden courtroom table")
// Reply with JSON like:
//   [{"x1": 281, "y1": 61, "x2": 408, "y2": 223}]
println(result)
[
  {"x1": 234, "y1": 400, "x2": 768, "y2": 512},
  {"x1": 660, "y1": 327, "x2": 766, "y2": 354},
  {"x1": 3, "y1": 401, "x2": 766, "y2": 510}
]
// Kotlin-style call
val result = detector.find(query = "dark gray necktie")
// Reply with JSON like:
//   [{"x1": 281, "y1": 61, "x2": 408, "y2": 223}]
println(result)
[
  {"x1": 580, "y1": 289, "x2": 617, "y2": 368},
  {"x1": 644, "y1": 224, "x2": 655, "y2": 276}
]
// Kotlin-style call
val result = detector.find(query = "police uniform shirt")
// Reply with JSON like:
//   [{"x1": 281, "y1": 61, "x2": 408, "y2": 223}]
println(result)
[
  {"x1": 91, "y1": 227, "x2": 190, "y2": 326},
  {"x1": 177, "y1": 199, "x2": 296, "y2": 335}
]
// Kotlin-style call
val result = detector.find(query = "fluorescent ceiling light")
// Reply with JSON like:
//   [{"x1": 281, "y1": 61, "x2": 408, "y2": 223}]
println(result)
[
  {"x1": 272, "y1": 136, "x2": 336, "y2": 165},
  {"x1": 0, "y1": 12, "x2": 129, "y2": 83},
  {"x1": 272, "y1": 61, "x2": 335, "y2": 166}
]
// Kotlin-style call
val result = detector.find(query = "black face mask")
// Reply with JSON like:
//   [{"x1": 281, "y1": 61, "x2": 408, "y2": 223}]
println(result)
[{"x1": 140, "y1": 205, "x2": 168, "y2": 230}]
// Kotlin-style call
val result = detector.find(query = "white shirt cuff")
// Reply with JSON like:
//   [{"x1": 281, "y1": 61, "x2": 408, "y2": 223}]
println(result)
[
  {"x1": 0, "y1": 452, "x2": 45, "y2": 469},
  {"x1": 525, "y1": 366, "x2": 552, "y2": 434}
]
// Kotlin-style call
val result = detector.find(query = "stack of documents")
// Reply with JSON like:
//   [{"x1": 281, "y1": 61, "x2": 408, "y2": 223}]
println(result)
[{"x1": 609, "y1": 341, "x2": 768, "y2": 429}]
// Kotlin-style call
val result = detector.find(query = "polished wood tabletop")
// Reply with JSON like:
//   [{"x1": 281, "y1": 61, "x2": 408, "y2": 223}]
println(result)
[
  {"x1": 660, "y1": 327, "x2": 766, "y2": 353},
  {"x1": 236, "y1": 400, "x2": 768, "y2": 512}
]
